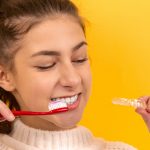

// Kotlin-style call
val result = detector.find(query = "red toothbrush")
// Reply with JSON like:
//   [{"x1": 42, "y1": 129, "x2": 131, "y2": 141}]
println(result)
[{"x1": 0, "y1": 100, "x2": 68, "y2": 120}]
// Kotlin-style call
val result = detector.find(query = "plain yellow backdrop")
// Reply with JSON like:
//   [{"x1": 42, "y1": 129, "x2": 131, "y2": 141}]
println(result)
[{"x1": 72, "y1": 0, "x2": 150, "y2": 149}]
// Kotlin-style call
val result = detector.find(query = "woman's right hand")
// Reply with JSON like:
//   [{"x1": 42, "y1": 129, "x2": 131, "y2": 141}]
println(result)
[{"x1": 0, "y1": 100, "x2": 15, "y2": 122}]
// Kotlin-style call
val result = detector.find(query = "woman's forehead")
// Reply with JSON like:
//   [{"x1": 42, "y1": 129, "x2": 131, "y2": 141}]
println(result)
[
  {"x1": 20, "y1": 18, "x2": 86, "y2": 51},
  {"x1": 14, "y1": 18, "x2": 86, "y2": 59}
]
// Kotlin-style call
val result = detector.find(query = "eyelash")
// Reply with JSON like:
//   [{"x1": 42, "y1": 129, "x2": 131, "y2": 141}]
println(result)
[
  {"x1": 36, "y1": 63, "x2": 56, "y2": 70},
  {"x1": 36, "y1": 58, "x2": 88, "y2": 70},
  {"x1": 72, "y1": 57, "x2": 88, "y2": 63}
]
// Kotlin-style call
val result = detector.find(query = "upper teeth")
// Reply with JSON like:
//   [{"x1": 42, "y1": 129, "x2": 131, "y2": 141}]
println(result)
[{"x1": 51, "y1": 95, "x2": 78, "y2": 105}]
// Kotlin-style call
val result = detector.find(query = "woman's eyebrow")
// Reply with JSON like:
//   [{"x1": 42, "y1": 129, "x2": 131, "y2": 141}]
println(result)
[
  {"x1": 30, "y1": 41, "x2": 87, "y2": 58},
  {"x1": 72, "y1": 41, "x2": 87, "y2": 51}
]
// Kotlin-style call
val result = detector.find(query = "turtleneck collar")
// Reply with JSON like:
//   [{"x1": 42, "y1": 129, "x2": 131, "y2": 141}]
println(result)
[
  {"x1": 0, "y1": 119, "x2": 137, "y2": 150},
  {"x1": 7, "y1": 119, "x2": 95, "y2": 150}
]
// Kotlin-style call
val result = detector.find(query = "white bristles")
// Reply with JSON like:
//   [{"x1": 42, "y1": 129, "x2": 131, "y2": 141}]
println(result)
[
  {"x1": 48, "y1": 100, "x2": 67, "y2": 111},
  {"x1": 112, "y1": 98, "x2": 146, "y2": 109}
]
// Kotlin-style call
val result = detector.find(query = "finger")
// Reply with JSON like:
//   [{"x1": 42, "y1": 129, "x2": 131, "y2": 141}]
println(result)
[
  {"x1": 135, "y1": 107, "x2": 150, "y2": 122},
  {"x1": 147, "y1": 99, "x2": 150, "y2": 112},
  {"x1": 0, "y1": 118, "x2": 6, "y2": 122},
  {"x1": 135, "y1": 107, "x2": 150, "y2": 131},
  {"x1": 0, "y1": 100, "x2": 15, "y2": 122},
  {"x1": 135, "y1": 107, "x2": 148, "y2": 115},
  {"x1": 138, "y1": 96, "x2": 150, "y2": 102},
  {"x1": 138, "y1": 96, "x2": 150, "y2": 111}
]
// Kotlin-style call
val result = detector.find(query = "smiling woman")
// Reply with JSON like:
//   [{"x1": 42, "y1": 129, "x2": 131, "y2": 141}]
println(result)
[{"x1": 0, "y1": 0, "x2": 138, "y2": 150}]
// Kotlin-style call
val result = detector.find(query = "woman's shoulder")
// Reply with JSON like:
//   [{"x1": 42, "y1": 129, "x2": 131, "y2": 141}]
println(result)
[
  {"x1": 95, "y1": 137, "x2": 137, "y2": 150},
  {"x1": 104, "y1": 140, "x2": 137, "y2": 150},
  {"x1": 78, "y1": 126, "x2": 138, "y2": 150},
  {"x1": 0, "y1": 134, "x2": 13, "y2": 150},
  {"x1": 0, "y1": 133, "x2": 15, "y2": 150}
]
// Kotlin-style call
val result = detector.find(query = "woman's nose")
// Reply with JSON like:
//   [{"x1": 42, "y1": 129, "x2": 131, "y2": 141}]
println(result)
[{"x1": 59, "y1": 64, "x2": 81, "y2": 89}]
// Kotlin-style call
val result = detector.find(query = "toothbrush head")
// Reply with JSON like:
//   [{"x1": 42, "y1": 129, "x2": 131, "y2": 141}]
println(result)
[{"x1": 48, "y1": 100, "x2": 68, "y2": 111}]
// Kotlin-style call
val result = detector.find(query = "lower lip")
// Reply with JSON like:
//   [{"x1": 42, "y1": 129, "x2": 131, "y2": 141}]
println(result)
[{"x1": 67, "y1": 94, "x2": 81, "y2": 110}]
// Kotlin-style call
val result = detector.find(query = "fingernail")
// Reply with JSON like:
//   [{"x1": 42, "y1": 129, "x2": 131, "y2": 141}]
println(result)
[{"x1": 8, "y1": 114, "x2": 15, "y2": 121}]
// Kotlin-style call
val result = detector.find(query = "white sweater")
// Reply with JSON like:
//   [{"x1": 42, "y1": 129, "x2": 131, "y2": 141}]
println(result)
[{"x1": 0, "y1": 119, "x2": 137, "y2": 150}]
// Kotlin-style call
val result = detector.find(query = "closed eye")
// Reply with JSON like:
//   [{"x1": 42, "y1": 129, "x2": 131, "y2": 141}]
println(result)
[
  {"x1": 35, "y1": 63, "x2": 56, "y2": 70},
  {"x1": 72, "y1": 58, "x2": 88, "y2": 63},
  {"x1": 35, "y1": 58, "x2": 88, "y2": 71}
]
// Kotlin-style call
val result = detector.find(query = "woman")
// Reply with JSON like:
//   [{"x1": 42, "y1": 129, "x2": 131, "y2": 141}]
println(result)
[{"x1": 0, "y1": 0, "x2": 148, "y2": 149}]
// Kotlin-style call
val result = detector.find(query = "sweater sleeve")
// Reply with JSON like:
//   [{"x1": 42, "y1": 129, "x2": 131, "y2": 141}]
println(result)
[
  {"x1": 0, "y1": 134, "x2": 14, "y2": 150},
  {"x1": 0, "y1": 141, "x2": 14, "y2": 150},
  {"x1": 105, "y1": 141, "x2": 137, "y2": 150}
]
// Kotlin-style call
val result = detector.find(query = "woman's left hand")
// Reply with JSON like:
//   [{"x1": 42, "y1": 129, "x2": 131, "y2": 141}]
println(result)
[{"x1": 135, "y1": 96, "x2": 150, "y2": 132}]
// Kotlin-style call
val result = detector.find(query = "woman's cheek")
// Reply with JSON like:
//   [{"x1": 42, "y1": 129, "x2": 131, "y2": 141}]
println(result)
[{"x1": 18, "y1": 79, "x2": 52, "y2": 111}]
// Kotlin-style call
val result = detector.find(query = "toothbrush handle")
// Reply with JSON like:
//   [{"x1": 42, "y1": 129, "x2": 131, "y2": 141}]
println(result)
[{"x1": 0, "y1": 107, "x2": 68, "y2": 118}]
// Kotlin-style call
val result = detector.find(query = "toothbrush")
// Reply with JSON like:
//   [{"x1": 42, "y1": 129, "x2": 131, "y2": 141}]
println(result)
[
  {"x1": 112, "y1": 98, "x2": 147, "y2": 109},
  {"x1": 0, "y1": 100, "x2": 68, "y2": 119}
]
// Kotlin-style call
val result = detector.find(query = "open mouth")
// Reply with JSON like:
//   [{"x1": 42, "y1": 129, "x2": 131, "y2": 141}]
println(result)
[{"x1": 51, "y1": 93, "x2": 81, "y2": 106}]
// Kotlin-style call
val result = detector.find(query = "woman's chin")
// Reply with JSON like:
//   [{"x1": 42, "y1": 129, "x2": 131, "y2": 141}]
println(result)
[
  {"x1": 44, "y1": 102, "x2": 85, "y2": 130},
  {"x1": 57, "y1": 123, "x2": 77, "y2": 130},
  {"x1": 51, "y1": 115, "x2": 82, "y2": 130}
]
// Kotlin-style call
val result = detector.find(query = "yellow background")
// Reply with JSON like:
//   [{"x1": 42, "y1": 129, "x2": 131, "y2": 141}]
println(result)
[{"x1": 72, "y1": 0, "x2": 150, "y2": 149}]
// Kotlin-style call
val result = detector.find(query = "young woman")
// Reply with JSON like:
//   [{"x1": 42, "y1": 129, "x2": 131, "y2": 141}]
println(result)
[{"x1": 0, "y1": 0, "x2": 149, "y2": 149}]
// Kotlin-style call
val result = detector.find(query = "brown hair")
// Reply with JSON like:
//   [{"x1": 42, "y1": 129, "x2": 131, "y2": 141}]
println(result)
[{"x1": 0, "y1": 0, "x2": 85, "y2": 134}]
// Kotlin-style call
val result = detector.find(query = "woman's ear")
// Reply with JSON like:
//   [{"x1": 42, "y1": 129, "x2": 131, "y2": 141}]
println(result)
[{"x1": 0, "y1": 65, "x2": 16, "y2": 92}]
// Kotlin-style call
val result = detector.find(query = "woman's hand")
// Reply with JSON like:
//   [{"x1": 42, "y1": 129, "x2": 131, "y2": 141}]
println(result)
[
  {"x1": 0, "y1": 100, "x2": 15, "y2": 122},
  {"x1": 135, "y1": 96, "x2": 150, "y2": 132}
]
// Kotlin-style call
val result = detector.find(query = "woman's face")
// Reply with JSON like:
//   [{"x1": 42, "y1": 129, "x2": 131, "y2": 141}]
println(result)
[{"x1": 10, "y1": 15, "x2": 92, "y2": 130}]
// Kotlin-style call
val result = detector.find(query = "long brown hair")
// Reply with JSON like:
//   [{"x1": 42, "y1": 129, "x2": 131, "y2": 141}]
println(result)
[{"x1": 0, "y1": 0, "x2": 85, "y2": 134}]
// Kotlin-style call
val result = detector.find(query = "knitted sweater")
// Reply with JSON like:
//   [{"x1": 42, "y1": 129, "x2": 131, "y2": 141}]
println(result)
[{"x1": 0, "y1": 119, "x2": 137, "y2": 150}]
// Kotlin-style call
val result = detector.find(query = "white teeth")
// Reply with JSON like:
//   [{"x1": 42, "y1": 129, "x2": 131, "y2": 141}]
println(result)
[
  {"x1": 61, "y1": 98, "x2": 65, "y2": 102},
  {"x1": 65, "y1": 95, "x2": 78, "y2": 105},
  {"x1": 66, "y1": 98, "x2": 71, "y2": 104},
  {"x1": 71, "y1": 95, "x2": 77, "y2": 102},
  {"x1": 51, "y1": 94, "x2": 78, "y2": 105}
]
